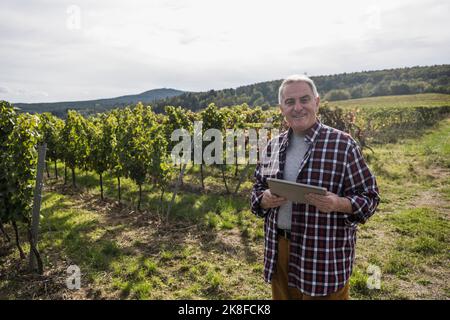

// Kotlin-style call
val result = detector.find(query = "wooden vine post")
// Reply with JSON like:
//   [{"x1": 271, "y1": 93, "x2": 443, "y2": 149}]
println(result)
[{"x1": 29, "y1": 142, "x2": 46, "y2": 274}]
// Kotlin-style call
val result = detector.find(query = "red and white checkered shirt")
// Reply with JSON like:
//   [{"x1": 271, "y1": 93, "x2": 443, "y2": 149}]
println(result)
[{"x1": 251, "y1": 120, "x2": 380, "y2": 296}]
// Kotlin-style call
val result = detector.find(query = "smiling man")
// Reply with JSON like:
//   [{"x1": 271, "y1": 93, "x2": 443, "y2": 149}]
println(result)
[{"x1": 251, "y1": 74, "x2": 380, "y2": 300}]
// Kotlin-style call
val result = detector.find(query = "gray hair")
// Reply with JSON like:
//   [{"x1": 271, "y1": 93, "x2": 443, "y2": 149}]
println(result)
[{"x1": 278, "y1": 74, "x2": 319, "y2": 104}]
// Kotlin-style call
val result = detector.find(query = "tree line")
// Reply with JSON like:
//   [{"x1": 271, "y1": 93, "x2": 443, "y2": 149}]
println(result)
[
  {"x1": 153, "y1": 64, "x2": 450, "y2": 110},
  {"x1": 14, "y1": 65, "x2": 450, "y2": 118}
]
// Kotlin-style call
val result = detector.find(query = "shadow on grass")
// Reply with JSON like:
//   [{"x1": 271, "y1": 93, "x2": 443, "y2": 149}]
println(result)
[{"x1": 37, "y1": 167, "x2": 265, "y2": 299}]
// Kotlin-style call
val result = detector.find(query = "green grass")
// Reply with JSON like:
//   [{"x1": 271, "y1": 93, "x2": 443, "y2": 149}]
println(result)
[
  {"x1": 1, "y1": 180, "x2": 269, "y2": 299},
  {"x1": 328, "y1": 93, "x2": 450, "y2": 110},
  {"x1": 351, "y1": 117, "x2": 450, "y2": 299}
]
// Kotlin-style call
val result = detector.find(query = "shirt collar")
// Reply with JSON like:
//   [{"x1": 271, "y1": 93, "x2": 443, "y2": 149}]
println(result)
[
  {"x1": 304, "y1": 119, "x2": 322, "y2": 143},
  {"x1": 281, "y1": 119, "x2": 323, "y2": 148}
]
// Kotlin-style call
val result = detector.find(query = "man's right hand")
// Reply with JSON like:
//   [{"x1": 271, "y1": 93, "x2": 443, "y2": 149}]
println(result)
[{"x1": 260, "y1": 189, "x2": 288, "y2": 209}]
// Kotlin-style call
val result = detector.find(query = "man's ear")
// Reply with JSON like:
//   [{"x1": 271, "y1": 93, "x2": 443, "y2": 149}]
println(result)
[{"x1": 315, "y1": 97, "x2": 320, "y2": 112}]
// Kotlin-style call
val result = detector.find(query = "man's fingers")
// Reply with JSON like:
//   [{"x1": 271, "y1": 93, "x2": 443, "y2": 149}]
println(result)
[
  {"x1": 261, "y1": 190, "x2": 287, "y2": 209},
  {"x1": 264, "y1": 198, "x2": 287, "y2": 208},
  {"x1": 306, "y1": 193, "x2": 327, "y2": 202},
  {"x1": 270, "y1": 197, "x2": 287, "y2": 204},
  {"x1": 305, "y1": 195, "x2": 326, "y2": 207},
  {"x1": 310, "y1": 197, "x2": 326, "y2": 204},
  {"x1": 307, "y1": 193, "x2": 325, "y2": 199},
  {"x1": 265, "y1": 190, "x2": 286, "y2": 201},
  {"x1": 269, "y1": 195, "x2": 286, "y2": 201},
  {"x1": 268, "y1": 192, "x2": 283, "y2": 199}
]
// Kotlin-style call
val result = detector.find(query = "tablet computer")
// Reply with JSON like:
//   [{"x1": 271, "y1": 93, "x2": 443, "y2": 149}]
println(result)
[{"x1": 267, "y1": 178, "x2": 327, "y2": 203}]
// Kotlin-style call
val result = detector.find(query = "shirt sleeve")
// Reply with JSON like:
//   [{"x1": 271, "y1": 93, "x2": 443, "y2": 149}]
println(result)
[
  {"x1": 251, "y1": 139, "x2": 276, "y2": 218},
  {"x1": 343, "y1": 141, "x2": 380, "y2": 226},
  {"x1": 250, "y1": 161, "x2": 269, "y2": 218}
]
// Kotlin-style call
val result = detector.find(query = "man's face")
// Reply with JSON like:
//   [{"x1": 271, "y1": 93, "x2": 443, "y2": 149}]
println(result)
[{"x1": 279, "y1": 81, "x2": 320, "y2": 134}]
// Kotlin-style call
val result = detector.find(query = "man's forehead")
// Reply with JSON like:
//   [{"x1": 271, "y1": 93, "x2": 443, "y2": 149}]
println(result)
[
  {"x1": 283, "y1": 82, "x2": 314, "y2": 97},
  {"x1": 284, "y1": 94, "x2": 311, "y2": 99}
]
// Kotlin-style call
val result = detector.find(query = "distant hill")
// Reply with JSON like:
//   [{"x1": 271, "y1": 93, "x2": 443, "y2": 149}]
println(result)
[
  {"x1": 152, "y1": 64, "x2": 450, "y2": 112},
  {"x1": 14, "y1": 88, "x2": 184, "y2": 117},
  {"x1": 12, "y1": 64, "x2": 450, "y2": 116}
]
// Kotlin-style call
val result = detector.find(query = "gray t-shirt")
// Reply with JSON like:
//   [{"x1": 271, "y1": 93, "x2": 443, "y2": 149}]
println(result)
[{"x1": 277, "y1": 132, "x2": 309, "y2": 230}]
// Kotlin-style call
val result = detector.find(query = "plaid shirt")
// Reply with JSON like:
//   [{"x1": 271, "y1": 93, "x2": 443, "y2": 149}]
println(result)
[{"x1": 251, "y1": 120, "x2": 380, "y2": 296}]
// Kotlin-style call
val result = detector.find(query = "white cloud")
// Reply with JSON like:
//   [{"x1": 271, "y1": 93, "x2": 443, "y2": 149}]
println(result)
[{"x1": 0, "y1": 0, "x2": 448, "y2": 103}]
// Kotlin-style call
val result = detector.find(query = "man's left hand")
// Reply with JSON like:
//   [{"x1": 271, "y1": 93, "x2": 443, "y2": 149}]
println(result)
[{"x1": 304, "y1": 192, "x2": 353, "y2": 214}]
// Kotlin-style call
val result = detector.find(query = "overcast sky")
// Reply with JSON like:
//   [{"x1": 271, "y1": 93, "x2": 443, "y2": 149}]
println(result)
[{"x1": 1, "y1": 0, "x2": 449, "y2": 103}]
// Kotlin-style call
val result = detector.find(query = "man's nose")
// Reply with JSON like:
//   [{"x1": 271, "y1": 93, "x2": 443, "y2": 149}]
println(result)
[{"x1": 294, "y1": 100, "x2": 303, "y2": 111}]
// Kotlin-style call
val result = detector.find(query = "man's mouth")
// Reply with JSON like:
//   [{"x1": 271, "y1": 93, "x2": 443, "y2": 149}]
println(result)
[{"x1": 291, "y1": 113, "x2": 307, "y2": 119}]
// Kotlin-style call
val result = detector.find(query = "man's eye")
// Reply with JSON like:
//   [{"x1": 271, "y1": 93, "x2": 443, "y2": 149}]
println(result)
[{"x1": 301, "y1": 97, "x2": 311, "y2": 103}]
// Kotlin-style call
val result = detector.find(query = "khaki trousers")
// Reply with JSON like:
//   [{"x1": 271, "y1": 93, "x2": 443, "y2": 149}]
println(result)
[{"x1": 271, "y1": 236, "x2": 350, "y2": 300}]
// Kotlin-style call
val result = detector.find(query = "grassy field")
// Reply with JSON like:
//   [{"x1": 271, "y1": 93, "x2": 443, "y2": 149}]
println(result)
[
  {"x1": 0, "y1": 94, "x2": 449, "y2": 300},
  {"x1": 328, "y1": 93, "x2": 450, "y2": 110}
]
